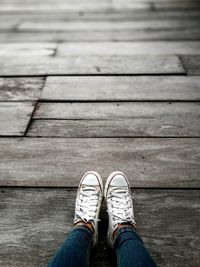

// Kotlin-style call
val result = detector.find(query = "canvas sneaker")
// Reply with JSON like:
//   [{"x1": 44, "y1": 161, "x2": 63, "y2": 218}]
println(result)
[
  {"x1": 104, "y1": 171, "x2": 136, "y2": 247},
  {"x1": 74, "y1": 171, "x2": 103, "y2": 246}
]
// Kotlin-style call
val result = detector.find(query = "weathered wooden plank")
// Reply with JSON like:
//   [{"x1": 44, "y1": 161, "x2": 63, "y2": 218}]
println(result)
[
  {"x1": 0, "y1": 78, "x2": 44, "y2": 101},
  {"x1": 0, "y1": 0, "x2": 198, "y2": 4},
  {"x1": 1, "y1": 10, "x2": 200, "y2": 21},
  {"x1": 57, "y1": 41, "x2": 200, "y2": 56},
  {"x1": 18, "y1": 20, "x2": 200, "y2": 31},
  {"x1": 0, "y1": 102, "x2": 35, "y2": 136},
  {"x1": 181, "y1": 56, "x2": 200, "y2": 75},
  {"x1": 1, "y1": 29, "x2": 200, "y2": 42},
  {"x1": 0, "y1": 0, "x2": 195, "y2": 3},
  {"x1": 0, "y1": 1, "x2": 200, "y2": 12},
  {"x1": 0, "y1": 138, "x2": 199, "y2": 187},
  {"x1": 0, "y1": 188, "x2": 199, "y2": 267},
  {"x1": 34, "y1": 102, "x2": 200, "y2": 120},
  {"x1": 0, "y1": 55, "x2": 184, "y2": 75},
  {"x1": 0, "y1": 2, "x2": 149, "y2": 12},
  {"x1": 0, "y1": 43, "x2": 57, "y2": 57},
  {"x1": 41, "y1": 76, "x2": 200, "y2": 101},
  {"x1": 28, "y1": 118, "x2": 200, "y2": 137},
  {"x1": 28, "y1": 102, "x2": 200, "y2": 137}
]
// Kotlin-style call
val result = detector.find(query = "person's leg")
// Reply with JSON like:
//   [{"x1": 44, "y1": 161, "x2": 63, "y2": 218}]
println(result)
[
  {"x1": 48, "y1": 171, "x2": 103, "y2": 267},
  {"x1": 104, "y1": 171, "x2": 157, "y2": 267},
  {"x1": 48, "y1": 225, "x2": 93, "y2": 267},
  {"x1": 114, "y1": 226, "x2": 157, "y2": 267}
]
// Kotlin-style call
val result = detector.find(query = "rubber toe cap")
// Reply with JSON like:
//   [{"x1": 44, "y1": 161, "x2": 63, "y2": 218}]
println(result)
[{"x1": 110, "y1": 174, "x2": 128, "y2": 187}]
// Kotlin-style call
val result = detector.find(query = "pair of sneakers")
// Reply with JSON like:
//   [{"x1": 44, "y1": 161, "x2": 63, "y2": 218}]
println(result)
[{"x1": 74, "y1": 171, "x2": 136, "y2": 247}]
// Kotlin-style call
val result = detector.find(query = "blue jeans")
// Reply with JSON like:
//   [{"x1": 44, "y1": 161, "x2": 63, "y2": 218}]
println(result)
[{"x1": 48, "y1": 225, "x2": 157, "y2": 267}]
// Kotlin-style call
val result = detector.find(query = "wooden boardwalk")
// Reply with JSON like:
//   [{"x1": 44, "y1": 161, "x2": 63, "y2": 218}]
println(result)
[{"x1": 0, "y1": 0, "x2": 200, "y2": 266}]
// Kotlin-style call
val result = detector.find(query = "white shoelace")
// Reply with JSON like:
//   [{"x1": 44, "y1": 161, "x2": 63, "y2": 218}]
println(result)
[
  {"x1": 107, "y1": 187, "x2": 135, "y2": 229},
  {"x1": 76, "y1": 186, "x2": 100, "y2": 223}
]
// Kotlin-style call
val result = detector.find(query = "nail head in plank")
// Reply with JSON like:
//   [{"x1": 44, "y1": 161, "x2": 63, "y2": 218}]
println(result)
[
  {"x1": 0, "y1": 188, "x2": 199, "y2": 267},
  {"x1": 0, "y1": 102, "x2": 35, "y2": 136},
  {"x1": 41, "y1": 76, "x2": 200, "y2": 101},
  {"x1": 0, "y1": 138, "x2": 199, "y2": 187}
]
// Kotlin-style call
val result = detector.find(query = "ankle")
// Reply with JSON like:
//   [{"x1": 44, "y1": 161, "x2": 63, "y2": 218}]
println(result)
[
  {"x1": 113, "y1": 223, "x2": 136, "y2": 239},
  {"x1": 73, "y1": 221, "x2": 94, "y2": 234}
]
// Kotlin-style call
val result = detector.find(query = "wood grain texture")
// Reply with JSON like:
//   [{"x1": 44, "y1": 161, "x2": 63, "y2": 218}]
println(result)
[
  {"x1": 1, "y1": 1, "x2": 200, "y2": 12},
  {"x1": 0, "y1": 55, "x2": 184, "y2": 75},
  {"x1": 0, "y1": 188, "x2": 199, "y2": 267},
  {"x1": 0, "y1": 78, "x2": 44, "y2": 101},
  {"x1": 0, "y1": 1, "x2": 200, "y2": 13},
  {"x1": 29, "y1": 102, "x2": 200, "y2": 137},
  {"x1": 1, "y1": 10, "x2": 200, "y2": 21},
  {"x1": 0, "y1": 102, "x2": 35, "y2": 136},
  {"x1": 1, "y1": 28, "x2": 200, "y2": 42},
  {"x1": 0, "y1": 2, "x2": 154, "y2": 13},
  {"x1": 18, "y1": 20, "x2": 200, "y2": 31},
  {"x1": 0, "y1": 2, "x2": 149, "y2": 12},
  {"x1": 28, "y1": 118, "x2": 200, "y2": 138},
  {"x1": 0, "y1": 1, "x2": 150, "y2": 13},
  {"x1": 181, "y1": 55, "x2": 200, "y2": 75},
  {"x1": 57, "y1": 41, "x2": 200, "y2": 56},
  {"x1": 33, "y1": 102, "x2": 200, "y2": 120},
  {"x1": 41, "y1": 76, "x2": 200, "y2": 101},
  {"x1": 0, "y1": 138, "x2": 199, "y2": 187},
  {"x1": 0, "y1": 43, "x2": 57, "y2": 57}
]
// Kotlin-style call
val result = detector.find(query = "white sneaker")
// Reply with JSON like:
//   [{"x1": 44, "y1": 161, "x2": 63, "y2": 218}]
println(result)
[
  {"x1": 104, "y1": 171, "x2": 136, "y2": 247},
  {"x1": 74, "y1": 171, "x2": 103, "y2": 246}
]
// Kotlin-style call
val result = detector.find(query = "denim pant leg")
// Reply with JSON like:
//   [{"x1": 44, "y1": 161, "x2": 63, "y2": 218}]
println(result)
[
  {"x1": 114, "y1": 227, "x2": 157, "y2": 267},
  {"x1": 48, "y1": 225, "x2": 93, "y2": 267}
]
